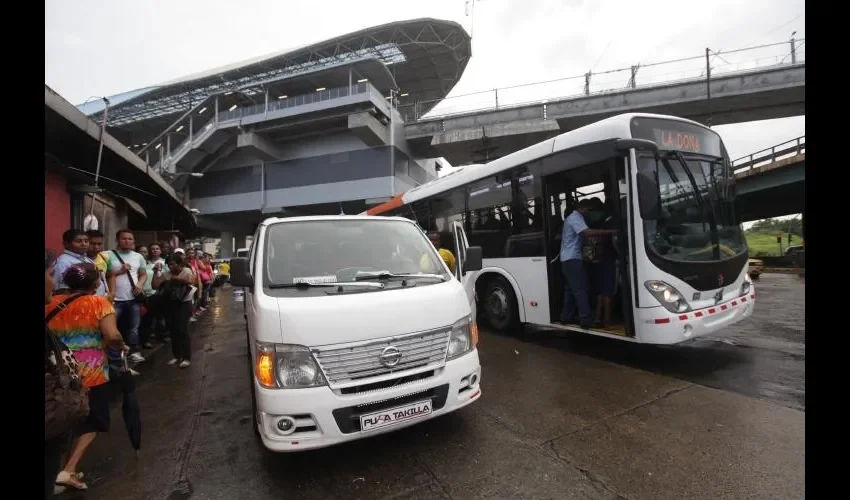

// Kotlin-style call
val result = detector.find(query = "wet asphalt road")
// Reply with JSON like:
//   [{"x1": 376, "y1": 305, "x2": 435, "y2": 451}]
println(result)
[{"x1": 71, "y1": 274, "x2": 804, "y2": 500}]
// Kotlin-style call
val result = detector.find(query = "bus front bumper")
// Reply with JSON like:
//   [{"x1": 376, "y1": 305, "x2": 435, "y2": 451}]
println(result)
[{"x1": 636, "y1": 293, "x2": 755, "y2": 344}]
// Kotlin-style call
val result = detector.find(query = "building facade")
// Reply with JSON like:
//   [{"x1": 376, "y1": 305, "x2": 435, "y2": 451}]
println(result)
[{"x1": 78, "y1": 19, "x2": 472, "y2": 244}]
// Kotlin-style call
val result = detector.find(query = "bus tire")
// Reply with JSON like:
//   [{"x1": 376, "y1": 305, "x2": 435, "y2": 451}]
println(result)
[{"x1": 482, "y1": 276, "x2": 520, "y2": 333}]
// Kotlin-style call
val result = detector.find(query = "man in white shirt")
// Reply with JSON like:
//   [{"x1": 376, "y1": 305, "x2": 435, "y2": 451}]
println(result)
[{"x1": 105, "y1": 229, "x2": 148, "y2": 363}]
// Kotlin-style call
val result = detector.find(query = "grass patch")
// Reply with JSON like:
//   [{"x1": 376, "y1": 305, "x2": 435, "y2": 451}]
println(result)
[{"x1": 746, "y1": 231, "x2": 802, "y2": 257}]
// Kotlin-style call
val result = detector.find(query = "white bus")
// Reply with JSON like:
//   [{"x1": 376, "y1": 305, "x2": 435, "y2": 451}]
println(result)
[{"x1": 365, "y1": 113, "x2": 755, "y2": 344}]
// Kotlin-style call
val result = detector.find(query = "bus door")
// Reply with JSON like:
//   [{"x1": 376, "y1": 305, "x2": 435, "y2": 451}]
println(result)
[
  {"x1": 611, "y1": 158, "x2": 636, "y2": 338},
  {"x1": 451, "y1": 221, "x2": 478, "y2": 322},
  {"x1": 542, "y1": 160, "x2": 634, "y2": 336},
  {"x1": 542, "y1": 178, "x2": 569, "y2": 323}
]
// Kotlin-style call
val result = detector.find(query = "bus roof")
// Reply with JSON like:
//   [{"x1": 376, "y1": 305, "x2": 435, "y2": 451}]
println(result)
[{"x1": 365, "y1": 112, "x2": 709, "y2": 215}]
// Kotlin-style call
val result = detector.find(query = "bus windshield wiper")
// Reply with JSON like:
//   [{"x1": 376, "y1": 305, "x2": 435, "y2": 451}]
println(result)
[
  {"x1": 354, "y1": 271, "x2": 447, "y2": 282},
  {"x1": 666, "y1": 151, "x2": 720, "y2": 259},
  {"x1": 268, "y1": 281, "x2": 385, "y2": 289}
]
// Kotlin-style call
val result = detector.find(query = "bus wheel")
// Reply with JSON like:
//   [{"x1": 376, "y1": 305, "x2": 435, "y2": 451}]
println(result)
[{"x1": 483, "y1": 276, "x2": 519, "y2": 333}]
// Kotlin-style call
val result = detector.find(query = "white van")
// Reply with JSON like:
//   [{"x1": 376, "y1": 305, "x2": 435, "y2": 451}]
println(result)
[{"x1": 230, "y1": 215, "x2": 484, "y2": 452}]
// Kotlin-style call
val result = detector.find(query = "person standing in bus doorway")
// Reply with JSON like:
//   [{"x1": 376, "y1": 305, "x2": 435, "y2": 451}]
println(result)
[
  {"x1": 559, "y1": 199, "x2": 616, "y2": 328},
  {"x1": 590, "y1": 200, "x2": 619, "y2": 328},
  {"x1": 425, "y1": 232, "x2": 456, "y2": 273}
]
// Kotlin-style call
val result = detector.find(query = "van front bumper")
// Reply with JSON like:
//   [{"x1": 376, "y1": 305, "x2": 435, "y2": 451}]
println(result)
[{"x1": 254, "y1": 350, "x2": 481, "y2": 452}]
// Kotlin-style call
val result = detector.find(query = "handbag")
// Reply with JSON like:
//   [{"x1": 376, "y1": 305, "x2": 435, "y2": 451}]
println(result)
[
  {"x1": 44, "y1": 293, "x2": 90, "y2": 440},
  {"x1": 160, "y1": 279, "x2": 189, "y2": 303},
  {"x1": 112, "y1": 251, "x2": 147, "y2": 305}
]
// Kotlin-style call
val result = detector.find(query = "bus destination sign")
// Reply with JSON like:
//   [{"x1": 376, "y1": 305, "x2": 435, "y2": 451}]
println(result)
[{"x1": 630, "y1": 117, "x2": 722, "y2": 157}]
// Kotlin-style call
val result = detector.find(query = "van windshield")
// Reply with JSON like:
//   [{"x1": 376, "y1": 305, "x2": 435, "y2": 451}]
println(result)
[{"x1": 263, "y1": 219, "x2": 449, "y2": 289}]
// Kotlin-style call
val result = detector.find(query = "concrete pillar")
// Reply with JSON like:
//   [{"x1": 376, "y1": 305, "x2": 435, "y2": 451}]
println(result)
[
  {"x1": 220, "y1": 231, "x2": 234, "y2": 258},
  {"x1": 235, "y1": 234, "x2": 247, "y2": 253}
]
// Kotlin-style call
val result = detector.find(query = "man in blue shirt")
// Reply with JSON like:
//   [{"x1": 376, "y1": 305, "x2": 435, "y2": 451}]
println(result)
[
  {"x1": 54, "y1": 229, "x2": 108, "y2": 297},
  {"x1": 559, "y1": 199, "x2": 616, "y2": 328}
]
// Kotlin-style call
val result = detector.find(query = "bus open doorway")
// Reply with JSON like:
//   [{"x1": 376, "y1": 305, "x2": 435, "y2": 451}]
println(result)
[{"x1": 542, "y1": 159, "x2": 636, "y2": 339}]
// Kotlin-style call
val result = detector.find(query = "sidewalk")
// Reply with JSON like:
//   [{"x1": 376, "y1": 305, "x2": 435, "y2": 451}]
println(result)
[{"x1": 57, "y1": 292, "x2": 227, "y2": 499}]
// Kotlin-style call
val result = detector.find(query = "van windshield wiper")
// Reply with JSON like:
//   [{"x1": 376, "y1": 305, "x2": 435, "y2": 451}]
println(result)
[
  {"x1": 268, "y1": 281, "x2": 385, "y2": 289},
  {"x1": 354, "y1": 271, "x2": 447, "y2": 282}
]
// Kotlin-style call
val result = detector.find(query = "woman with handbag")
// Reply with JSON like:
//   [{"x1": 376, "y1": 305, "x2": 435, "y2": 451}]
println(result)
[
  {"x1": 152, "y1": 253, "x2": 196, "y2": 368},
  {"x1": 47, "y1": 263, "x2": 128, "y2": 492},
  {"x1": 45, "y1": 250, "x2": 85, "y2": 499}
]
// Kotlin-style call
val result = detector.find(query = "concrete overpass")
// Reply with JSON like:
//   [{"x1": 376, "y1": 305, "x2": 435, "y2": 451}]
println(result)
[
  {"x1": 734, "y1": 136, "x2": 805, "y2": 223},
  {"x1": 405, "y1": 64, "x2": 805, "y2": 165}
]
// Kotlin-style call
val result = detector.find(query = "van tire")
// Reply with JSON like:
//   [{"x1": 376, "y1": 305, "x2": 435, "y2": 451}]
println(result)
[{"x1": 482, "y1": 276, "x2": 520, "y2": 333}]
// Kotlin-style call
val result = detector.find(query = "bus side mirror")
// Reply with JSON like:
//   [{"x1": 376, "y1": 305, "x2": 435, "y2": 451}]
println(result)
[
  {"x1": 463, "y1": 246, "x2": 483, "y2": 273},
  {"x1": 229, "y1": 257, "x2": 253, "y2": 288}
]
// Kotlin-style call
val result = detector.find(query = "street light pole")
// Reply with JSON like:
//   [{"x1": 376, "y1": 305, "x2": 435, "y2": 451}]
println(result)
[
  {"x1": 389, "y1": 89, "x2": 396, "y2": 196},
  {"x1": 93, "y1": 97, "x2": 110, "y2": 187},
  {"x1": 88, "y1": 97, "x2": 110, "y2": 219}
]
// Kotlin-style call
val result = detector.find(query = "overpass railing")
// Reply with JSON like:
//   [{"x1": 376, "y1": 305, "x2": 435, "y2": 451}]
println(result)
[
  {"x1": 733, "y1": 136, "x2": 805, "y2": 175},
  {"x1": 399, "y1": 37, "x2": 805, "y2": 123}
]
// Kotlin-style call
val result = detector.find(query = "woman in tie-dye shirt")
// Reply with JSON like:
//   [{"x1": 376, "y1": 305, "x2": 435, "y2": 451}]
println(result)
[{"x1": 46, "y1": 263, "x2": 127, "y2": 492}]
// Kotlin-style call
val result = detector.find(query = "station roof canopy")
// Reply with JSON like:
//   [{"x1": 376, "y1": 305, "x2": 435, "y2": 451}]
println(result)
[
  {"x1": 80, "y1": 18, "x2": 471, "y2": 129},
  {"x1": 46, "y1": 85, "x2": 197, "y2": 235}
]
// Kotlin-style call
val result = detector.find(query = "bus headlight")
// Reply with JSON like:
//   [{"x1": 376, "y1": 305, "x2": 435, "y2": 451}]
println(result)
[
  {"x1": 255, "y1": 343, "x2": 327, "y2": 389},
  {"x1": 645, "y1": 281, "x2": 691, "y2": 313},
  {"x1": 447, "y1": 316, "x2": 473, "y2": 360}
]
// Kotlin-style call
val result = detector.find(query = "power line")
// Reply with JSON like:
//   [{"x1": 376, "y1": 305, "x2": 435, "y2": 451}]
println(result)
[
  {"x1": 591, "y1": 40, "x2": 613, "y2": 72},
  {"x1": 764, "y1": 13, "x2": 803, "y2": 38}
]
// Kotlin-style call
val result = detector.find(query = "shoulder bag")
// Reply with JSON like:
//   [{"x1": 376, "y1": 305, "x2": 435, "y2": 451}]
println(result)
[
  {"x1": 45, "y1": 293, "x2": 90, "y2": 440},
  {"x1": 113, "y1": 251, "x2": 147, "y2": 305}
]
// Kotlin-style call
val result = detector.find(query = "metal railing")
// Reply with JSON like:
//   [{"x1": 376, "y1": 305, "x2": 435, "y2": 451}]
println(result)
[
  {"x1": 156, "y1": 83, "x2": 373, "y2": 172},
  {"x1": 398, "y1": 37, "x2": 805, "y2": 123},
  {"x1": 733, "y1": 136, "x2": 805, "y2": 174},
  {"x1": 218, "y1": 83, "x2": 370, "y2": 122}
]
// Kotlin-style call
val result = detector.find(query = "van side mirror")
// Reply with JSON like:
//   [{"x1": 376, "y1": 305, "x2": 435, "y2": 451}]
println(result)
[
  {"x1": 463, "y1": 246, "x2": 483, "y2": 273},
  {"x1": 229, "y1": 257, "x2": 253, "y2": 288}
]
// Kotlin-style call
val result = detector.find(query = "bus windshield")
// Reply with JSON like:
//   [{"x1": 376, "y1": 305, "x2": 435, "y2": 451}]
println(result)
[{"x1": 636, "y1": 153, "x2": 746, "y2": 262}]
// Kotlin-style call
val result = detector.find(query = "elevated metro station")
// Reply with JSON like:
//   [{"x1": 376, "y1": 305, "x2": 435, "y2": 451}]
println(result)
[{"x1": 78, "y1": 18, "x2": 471, "y2": 253}]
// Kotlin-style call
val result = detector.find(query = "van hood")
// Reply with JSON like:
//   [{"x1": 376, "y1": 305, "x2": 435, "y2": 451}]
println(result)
[{"x1": 274, "y1": 282, "x2": 471, "y2": 347}]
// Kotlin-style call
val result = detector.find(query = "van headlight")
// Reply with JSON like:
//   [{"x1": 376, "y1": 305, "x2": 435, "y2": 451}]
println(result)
[
  {"x1": 447, "y1": 316, "x2": 474, "y2": 360},
  {"x1": 740, "y1": 274, "x2": 752, "y2": 296},
  {"x1": 644, "y1": 281, "x2": 691, "y2": 313},
  {"x1": 255, "y1": 343, "x2": 327, "y2": 389}
]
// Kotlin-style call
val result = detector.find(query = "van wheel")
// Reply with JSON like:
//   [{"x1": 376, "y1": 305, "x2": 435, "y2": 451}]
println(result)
[{"x1": 483, "y1": 276, "x2": 520, "y2": 333}]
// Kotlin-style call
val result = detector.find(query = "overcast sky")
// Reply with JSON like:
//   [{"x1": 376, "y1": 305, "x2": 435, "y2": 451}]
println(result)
[{"x1": 45, "y1": 0, "x2": 804, "y2": 162}]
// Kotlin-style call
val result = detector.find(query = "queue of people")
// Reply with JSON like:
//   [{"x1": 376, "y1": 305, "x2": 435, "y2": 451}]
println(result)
[{"x1": 44, "y1": 228, "x2": 224, "y2": 498}]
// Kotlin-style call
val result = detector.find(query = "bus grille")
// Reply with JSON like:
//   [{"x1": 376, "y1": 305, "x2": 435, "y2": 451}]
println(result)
[{"x1": 313, "y1": 328, "x2": 450, "y2": 387}]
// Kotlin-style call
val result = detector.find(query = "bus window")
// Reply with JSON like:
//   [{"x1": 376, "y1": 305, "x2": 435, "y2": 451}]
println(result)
[
  {"x1": 467, "y1": 173, "x2": 514, "y2": 258},
  {"x1": 430, "y1": 187, "x2": 466, "y2": 233}
]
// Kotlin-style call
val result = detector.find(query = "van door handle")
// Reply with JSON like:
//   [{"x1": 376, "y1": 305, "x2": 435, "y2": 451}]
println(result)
[{"x1": 532, "y1": 258, "x2": 542, "y2": 262}]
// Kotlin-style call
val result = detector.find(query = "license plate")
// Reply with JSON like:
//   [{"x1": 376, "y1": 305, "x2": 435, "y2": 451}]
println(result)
[{"x1": 360, "y1": 400, "x2": 433, "y2": 432}]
